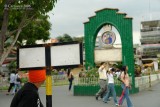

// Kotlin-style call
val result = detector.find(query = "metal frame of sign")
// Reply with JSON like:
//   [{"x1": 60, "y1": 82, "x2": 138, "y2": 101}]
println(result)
[{"x1": 17, "y1": 42, "x2": 83, "y2": 70}]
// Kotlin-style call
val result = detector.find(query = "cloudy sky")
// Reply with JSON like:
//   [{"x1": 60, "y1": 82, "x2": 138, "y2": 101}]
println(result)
[{"x1": 48, "y1": 0, "x2": 160, "y2": 44}]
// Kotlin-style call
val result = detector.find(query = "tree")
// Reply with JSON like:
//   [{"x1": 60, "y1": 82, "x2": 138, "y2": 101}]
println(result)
[
  {"x1": 56, "y1": 34, "x2": 73, "y2": 42},
  {"x1": 73, "y1": 36, "x2": 84, "y2": 43},
  {"x1": 0, "y1": 0, "x2": 57, "y2": 67},
  {"x1": 16, "y1": 15, "x2": 51, "y2": 45}
]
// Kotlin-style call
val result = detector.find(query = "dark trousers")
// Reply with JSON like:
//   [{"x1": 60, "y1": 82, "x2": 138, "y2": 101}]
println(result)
[
  {"x1": 68, "y1": 78, "x2": 73, "y2": 91},
  {"x1": 8, "y1": 83, "x2": 15, "y2": 92}
]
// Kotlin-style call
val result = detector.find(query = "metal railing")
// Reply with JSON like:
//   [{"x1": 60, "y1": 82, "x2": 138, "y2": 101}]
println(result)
[
  {"x1": 52, "y1": 74, "x2": 69, "y2": 86},
  {"x1": 0, "y1": 75, "x2": 70, "y2": 87},
  {"x1": 74, "y1": 76, "x2": 122, "y2": 86},
  {"x1": 1, "y1": 73, "x2": 160, "y2": 88},
  {"x1": 74, "y1": 73, "x2": 160, "y2": 89}
]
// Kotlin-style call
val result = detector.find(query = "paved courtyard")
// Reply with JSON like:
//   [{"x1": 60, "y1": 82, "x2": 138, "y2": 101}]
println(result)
[{"x1": 0, "y1": 83, "x2": 160, "y2": 107}]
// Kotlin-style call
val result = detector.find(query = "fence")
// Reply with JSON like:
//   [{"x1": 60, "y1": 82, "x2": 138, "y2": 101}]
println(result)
[
  {"x1": 75, "y1": 73, "x2": 160, "y2": 89},
  {"x1": 73, "y1": 73, "x2": 160, "y2": 96},
  {"x1": 74, "y1": 76, "x2": 125, "y2": 86},
  {"x1": 1, "y1": 73, "x2": 160, "y2": 88},
  {"x1": 135, "y1": 73, "x2": 160, "y2": 91},
  {"x1": 52, "y1": 74, "x2": 69, "y2": 86},
  {"x1": 0, "y1": 75, "x2": 69, "y2": 88}
]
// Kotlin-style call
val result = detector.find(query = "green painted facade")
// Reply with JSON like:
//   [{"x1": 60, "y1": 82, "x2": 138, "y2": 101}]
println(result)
[{"x1": 84, "y1": 8, "x2": 136, "y2": 91}]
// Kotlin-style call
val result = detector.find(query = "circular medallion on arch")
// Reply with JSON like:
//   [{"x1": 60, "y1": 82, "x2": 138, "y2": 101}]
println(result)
[{"x1": 101, "y1": 31, "x2": 116, "y2": 45}]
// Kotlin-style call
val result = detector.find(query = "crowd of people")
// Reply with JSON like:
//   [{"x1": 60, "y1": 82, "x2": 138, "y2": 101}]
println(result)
[
  {"x1": 95, "y1": 62, "x2": 133, "y2": 107},
  {"x1": 2, "y1": 63, "x2": 134, "y2": 107}
]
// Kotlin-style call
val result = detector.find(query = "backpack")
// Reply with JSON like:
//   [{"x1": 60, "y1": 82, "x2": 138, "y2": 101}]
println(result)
[
  {"x1": 16, "y1": 75, "x2": 21, "y2": 82},
  {"x1": 16, "y1": 77, "x2": 21, "y2": 82}
]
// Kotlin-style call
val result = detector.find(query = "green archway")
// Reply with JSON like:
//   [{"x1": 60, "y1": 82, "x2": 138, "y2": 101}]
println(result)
[{"x1": 84, "y1": 8, "x2": 138, "y2": 92}]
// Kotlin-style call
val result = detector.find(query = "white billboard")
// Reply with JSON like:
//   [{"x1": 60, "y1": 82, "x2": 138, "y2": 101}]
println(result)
[
  {"x1": 17, "y1": 42, "x2": 83, "y2": 70},
  {"x1": 19, "y1": 47, "x2": 46, "y2": 69},
  {"x1": 51, "y1": 44, "x2": 81, "y2": 67},
  {"x1": 94, "y1": 49, "x2": 122, "y2": 63}
]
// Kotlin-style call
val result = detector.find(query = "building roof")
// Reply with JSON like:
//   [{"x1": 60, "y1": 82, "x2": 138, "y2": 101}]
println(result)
[{"x1": 141, "y1": 20, "x2": 160, "y2": 27}]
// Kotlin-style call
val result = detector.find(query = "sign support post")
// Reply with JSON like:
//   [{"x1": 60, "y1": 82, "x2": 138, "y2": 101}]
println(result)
[
  {"x1": 45, "y1": 45, "x2": 52, "y2": 107},
  {"x1": 46, "y1": 70, "x2": 52, "y2": 107}
]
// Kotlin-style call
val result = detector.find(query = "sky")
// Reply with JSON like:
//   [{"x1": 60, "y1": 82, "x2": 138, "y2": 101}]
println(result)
[{"x1": 48, "y1": 0, "x2": 160, "y2": 44}]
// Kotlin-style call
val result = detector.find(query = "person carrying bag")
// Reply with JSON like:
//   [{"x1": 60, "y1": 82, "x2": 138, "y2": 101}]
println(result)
[{"x1": 118, "y1": 66, "x2": 133, "y2": 107}]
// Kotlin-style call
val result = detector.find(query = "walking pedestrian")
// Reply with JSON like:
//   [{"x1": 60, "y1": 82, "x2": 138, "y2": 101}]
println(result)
[
  {"x1": 103, "y1": 68, "x2": 118, "y2": 106},
  {"x1": 95, "y1": 62, "x2": 108, "y2": 100},
  {"x1": 118, "y1": 66, "x2": 133, "y2": 107},
  {"x1": 67, "y1": 68, "x2": 74, "y2": 91},
  {"x1": 6, "y1": 70, "x2": 16, "y2": 95},
  {"x1": 10, "y1": 69, "x2": 46, "y2": 107},
  {"x1": 12, "y1": 71, "x2": 22, "y2": 94}
]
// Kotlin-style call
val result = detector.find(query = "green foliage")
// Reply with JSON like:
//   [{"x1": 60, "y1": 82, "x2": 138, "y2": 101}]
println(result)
[
  {"x1": 112, "y1": 62, "x2": 122, "y2": 69},
  {"x1": 134, "y1": 64, "x2": 142, "y2": 77},
  {"x1": 0, "y1": 86, "x2": 8, "y2": 91},
  {"x1": 17, "y1": 15, "x2": 51, "y2": 45},
  {"x1": 51, "y1": 69, "x2": 59, "y2": 75},
  {"x1": 85, "y1": 68, "x2": 99, "y2": 78},
  {"x1": 21, "y1": 77, "x2": 28, "y2": 83},
  {"x1": 56, "y1": 34, "x2": 73, "y2": 43},
  {"x1": 0, "y1": 0, "x2": 57, "y2": 47},
  {"x1": 7, "y1": 60, "x2": 17, "y2": 72},
  {"x1": 73, "y1": 36, "x2": 84, "y2": 43}
]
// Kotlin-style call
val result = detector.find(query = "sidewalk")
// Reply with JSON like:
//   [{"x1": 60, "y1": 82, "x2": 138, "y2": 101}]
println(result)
[{"x1": 0, "y1": 83, "x2": 160, "y2": 107}]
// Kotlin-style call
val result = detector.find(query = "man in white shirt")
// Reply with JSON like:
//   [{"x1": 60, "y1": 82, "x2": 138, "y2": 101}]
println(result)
[
  {"x1": 95, "y1": 62, "x2": 108, "y2": 100},
  {"x1": 6, "y1": 70, "x2": 16, "y2": 95}
]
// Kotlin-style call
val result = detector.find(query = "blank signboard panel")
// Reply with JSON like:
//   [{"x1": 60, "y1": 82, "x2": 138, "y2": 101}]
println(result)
[
  {"x1": 19, "y1": 47, "x2": 46, "y2": 68},
  {"x1": 51, "y1": 44, "x2": 80, "y2": 66},
  {"x1": 94, "y1": 49, "x2": 122, "y2": 63}
]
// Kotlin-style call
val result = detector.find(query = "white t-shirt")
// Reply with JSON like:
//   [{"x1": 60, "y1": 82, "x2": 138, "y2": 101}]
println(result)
[
  {"x1": 115, "y1": 72, "x2": 121, "y2": 78},
  {"x1": 107, "y1": 73, "x2": 114, "y2": 83},
  {"x1": 10, "y1": 73, "x2": 16, "y2": 83},
  {"x1": 98, "y1": 67, "x2": 107, "y2": 80}
]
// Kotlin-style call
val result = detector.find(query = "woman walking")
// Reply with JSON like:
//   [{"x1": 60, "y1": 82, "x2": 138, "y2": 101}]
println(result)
[
  {"x1": 103, "y1": 68, "x2": 118, "y2": 106},
  {"x1": 67, "y1": 68, "x2": 74, "y2": 91},
  {"x1": 118, "y1": 66, "x2": 133, "y2": 107}
]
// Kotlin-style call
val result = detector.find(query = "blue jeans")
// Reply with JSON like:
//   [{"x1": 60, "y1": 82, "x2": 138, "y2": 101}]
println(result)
[
  {"x1": 120, "y1": 84, "x2": 133, "y2": 107},
  {"x1": 103, "y1": 83, "x2": 118, "y2": 104},
  {"x1": 12, "y1": 83, "x2": 21, "y2": 94},
  {"x1": 68, "y1": 78, "x2": 73, "y2": 91}
]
